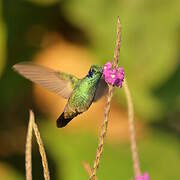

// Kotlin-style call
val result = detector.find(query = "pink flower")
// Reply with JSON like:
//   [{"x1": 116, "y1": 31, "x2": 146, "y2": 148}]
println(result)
[
  {"x1": 103, "y1": 62, "x2": 112, "y2": 70},
  {"x1": 103, "y1": 62, "x2": 124, "y2": 87},
  {"x1": 136, "y1": 173, "x2": 150, "y2": 180}
]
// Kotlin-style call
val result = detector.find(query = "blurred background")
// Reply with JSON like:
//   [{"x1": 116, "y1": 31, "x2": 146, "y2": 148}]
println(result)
[{"x1": 0, "y1": 0, "x2": 180, "y2": 179}]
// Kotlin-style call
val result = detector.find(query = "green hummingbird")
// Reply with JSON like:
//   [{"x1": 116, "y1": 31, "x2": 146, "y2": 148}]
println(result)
[{"x1": 13, "y1": 63, "x2": 108, "y2": 128}]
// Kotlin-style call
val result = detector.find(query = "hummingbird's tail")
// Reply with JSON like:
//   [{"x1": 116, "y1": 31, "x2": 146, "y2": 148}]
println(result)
[{"x1": 56, "y1": 112, "x2": 74, "y2": 128}]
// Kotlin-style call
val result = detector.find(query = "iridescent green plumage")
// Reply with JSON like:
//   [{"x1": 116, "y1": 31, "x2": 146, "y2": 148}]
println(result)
[
  {"x1": 13, "y1": 63, "x2": 107, "y2": 128},
  {"x1": 58, "y1": 65, "x2": 102, "y2": 127}
]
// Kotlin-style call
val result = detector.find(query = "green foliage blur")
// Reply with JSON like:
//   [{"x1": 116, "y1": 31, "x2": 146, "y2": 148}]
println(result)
[{"x1": 0, "y1": 0, "x2": 180, "y2": 179}]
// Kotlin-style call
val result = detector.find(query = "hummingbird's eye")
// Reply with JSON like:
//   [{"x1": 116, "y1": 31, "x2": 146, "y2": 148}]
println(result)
[{"x1": 88, "y1": 68, "x2": 95, "y2": 78}]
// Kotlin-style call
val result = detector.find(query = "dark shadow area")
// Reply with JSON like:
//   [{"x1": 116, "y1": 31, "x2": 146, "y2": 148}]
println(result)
[
  {"x1": 151, "y1": 62, "x2": 180, "y2": 135},
  {"x1": 150, "y1": 24, "x2": 180, "y2": 135}
]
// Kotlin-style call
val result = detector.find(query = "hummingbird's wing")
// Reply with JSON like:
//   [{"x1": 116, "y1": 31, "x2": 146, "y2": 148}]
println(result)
[
  {"x1": 93, "y1": 78, "x2": 108, "y2": 102},
  {"x1": 13, "y1": 62, "x2": 79, "y2": 99}
]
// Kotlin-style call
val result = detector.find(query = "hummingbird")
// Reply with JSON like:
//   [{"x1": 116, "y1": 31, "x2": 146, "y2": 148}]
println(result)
[{"x1": 13, "y1": 63, "x2": 108, "y2": 128}]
